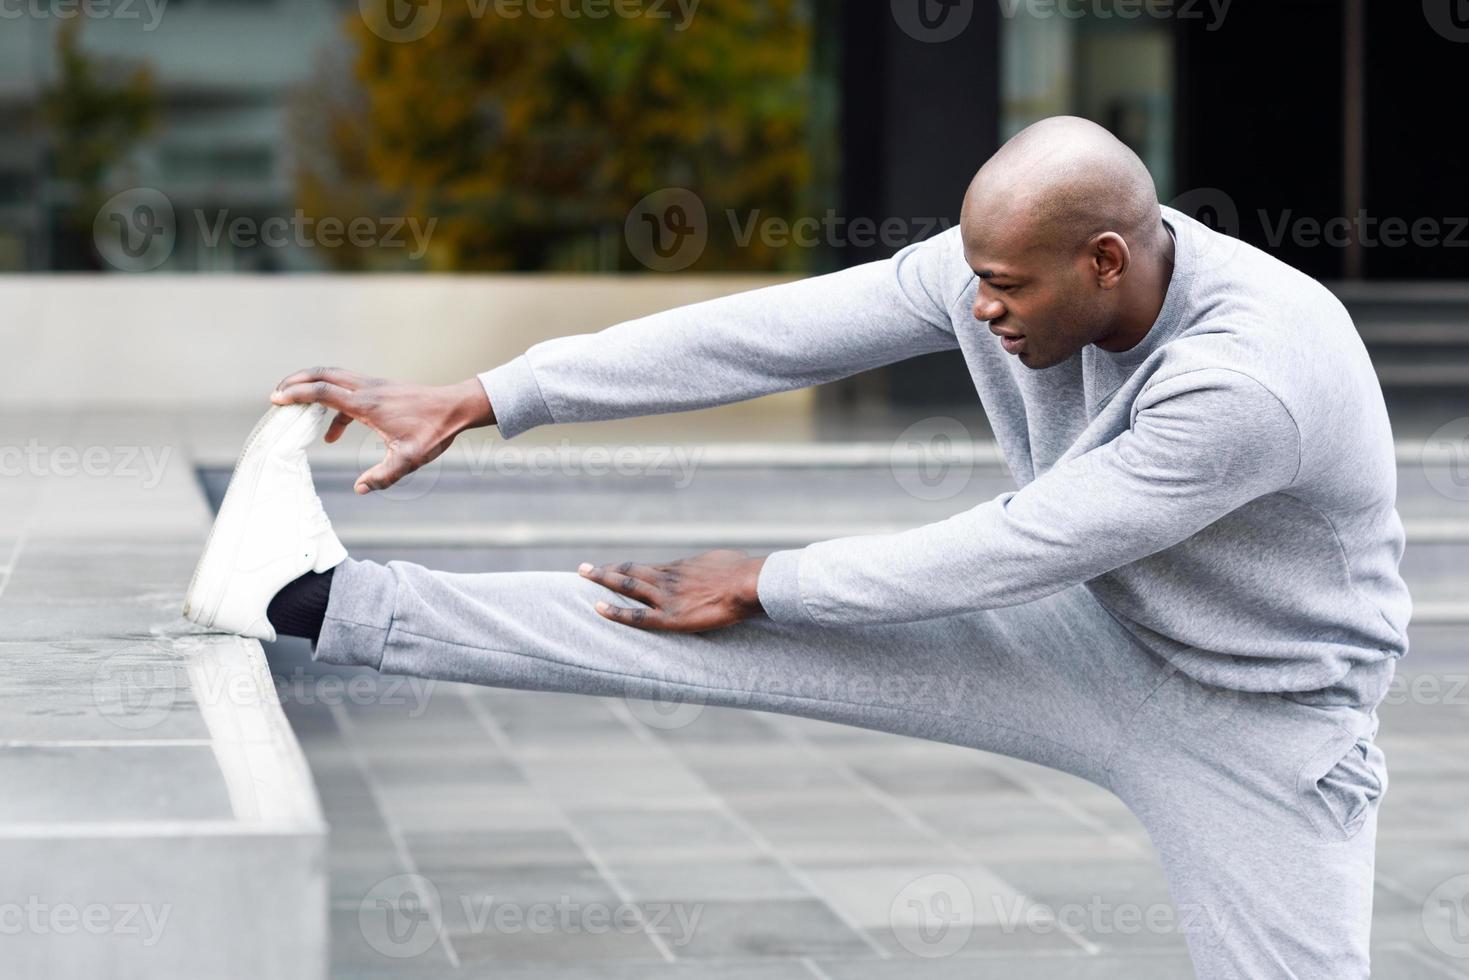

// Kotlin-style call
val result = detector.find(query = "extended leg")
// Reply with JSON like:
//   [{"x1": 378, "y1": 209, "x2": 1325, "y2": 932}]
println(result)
[{"x1": 313, "y1": 557, "x2": 1174, "y2": 786}]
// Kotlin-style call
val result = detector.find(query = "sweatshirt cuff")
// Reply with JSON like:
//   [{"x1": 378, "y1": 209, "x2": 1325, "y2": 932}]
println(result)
[
  {"x1": 757, "y1": 548, "x2": 819, "y2": 627},
  {"x1": 479, "y1": 355, "x2": 555, "y2": 440}
]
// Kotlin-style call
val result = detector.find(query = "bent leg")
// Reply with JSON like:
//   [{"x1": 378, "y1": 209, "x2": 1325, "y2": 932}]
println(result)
[
  {"x1": 314, "y1": 557, "x2": 1174, "y2": 785},
  {"x1": 1109, "y1": 671, "x2": 1385, "y2": 978}
]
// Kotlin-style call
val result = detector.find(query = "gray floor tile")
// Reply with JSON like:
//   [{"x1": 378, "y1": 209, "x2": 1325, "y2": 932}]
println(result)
[
  {"x1": 611, "y1": 859, "x2": 812, "y2": 902},
  {"x1": 404, "y1": 829, "x2": 588, "y2": 872},
  {"x1": 665, "y1": 899, "x2": 872, "y2": 959}
]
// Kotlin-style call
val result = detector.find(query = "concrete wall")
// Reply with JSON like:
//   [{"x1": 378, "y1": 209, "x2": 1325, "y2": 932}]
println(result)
[{"x1": 0, "y1": 274, "x2": 808, "y2": 410}]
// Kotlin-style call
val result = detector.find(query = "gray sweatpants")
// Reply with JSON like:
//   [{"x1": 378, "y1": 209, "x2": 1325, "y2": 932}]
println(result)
[{"x1": 315, "y1": 557, "x2": 1388, "y2": 979}]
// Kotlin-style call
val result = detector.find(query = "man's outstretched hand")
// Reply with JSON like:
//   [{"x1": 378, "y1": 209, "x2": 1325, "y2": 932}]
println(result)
[
  {"x1": 579, "y1": 549, "x2": 767, "y2": 632},
  {"x1": 271, "y1": 367, "x2": 494, "y2": 494}
]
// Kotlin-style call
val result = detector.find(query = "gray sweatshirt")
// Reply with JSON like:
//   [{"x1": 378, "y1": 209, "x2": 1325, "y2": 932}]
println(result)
[{"x1": 481, "y1": 206, "x2": 1411, "y2": 707}]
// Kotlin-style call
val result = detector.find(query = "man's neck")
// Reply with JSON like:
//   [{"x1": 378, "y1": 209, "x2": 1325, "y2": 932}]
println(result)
[{"x1": 1095, "y1": 225, "x2": 1177, "y2": 354}]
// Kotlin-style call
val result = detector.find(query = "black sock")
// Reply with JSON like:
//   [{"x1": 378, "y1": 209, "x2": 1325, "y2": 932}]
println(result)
[{"x1": 267, "y1": 567, "x2": 335, "y2": 643}]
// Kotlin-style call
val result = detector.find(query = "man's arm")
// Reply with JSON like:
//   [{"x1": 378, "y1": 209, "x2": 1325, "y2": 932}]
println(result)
[
  {"x1": 758, "y1": 369, "x2": 1302, "y2": 626},
  {"x1": 272, "y1": 229, "x2": 969, "y2": 492},
  {"x1": 482, "y1": 229, "x2": 967, "y2": 439},
  {"x1": 583, "y1": 369, "x2": 1301, "y2": 631}
]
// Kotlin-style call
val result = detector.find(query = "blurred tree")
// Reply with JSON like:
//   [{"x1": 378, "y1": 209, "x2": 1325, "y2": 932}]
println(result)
[
  {"x1": 294, "y1": 1, "x2": 814, "y2": 272},
  {"x1": 41, "y1": 22, "x2": 157, "y2": 249}
]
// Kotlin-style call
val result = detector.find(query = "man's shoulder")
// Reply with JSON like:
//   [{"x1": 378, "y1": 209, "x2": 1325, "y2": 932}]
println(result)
[{"x1": 894, "y1": 224, "x2": 976, "y2": 321}]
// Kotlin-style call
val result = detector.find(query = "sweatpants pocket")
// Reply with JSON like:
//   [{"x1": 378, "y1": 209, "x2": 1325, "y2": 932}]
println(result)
[{"x1": 1296, "y1": 728, "x2": 1387, "y2": 843}]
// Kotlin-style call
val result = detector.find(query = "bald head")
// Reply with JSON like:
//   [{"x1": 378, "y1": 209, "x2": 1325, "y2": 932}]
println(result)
[
  {"x1": 958, "y1": 117, "x2": 1177, "y2": 371},
  {"x1": 961, "y1": 116, "x2": 1163, "y2": 260}
]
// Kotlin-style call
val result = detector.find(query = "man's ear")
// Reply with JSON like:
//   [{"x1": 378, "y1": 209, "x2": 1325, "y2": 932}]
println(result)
[{"x1": 1091, "y1": 232, "x2": 1130, "y2": 290}]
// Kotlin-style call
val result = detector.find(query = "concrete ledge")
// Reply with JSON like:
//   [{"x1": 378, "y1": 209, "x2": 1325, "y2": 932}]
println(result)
[
  {"x1": 0, "y1": 274, "x2": 802, "y2": 408},
  {"x1": 0, "y1": 413, "x2": 326, "y2": 980}
]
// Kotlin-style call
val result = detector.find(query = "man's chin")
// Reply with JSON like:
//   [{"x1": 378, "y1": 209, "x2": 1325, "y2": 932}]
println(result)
[{"x1": 1017, "y1": 347, "x2": 1078, "y2": 370}]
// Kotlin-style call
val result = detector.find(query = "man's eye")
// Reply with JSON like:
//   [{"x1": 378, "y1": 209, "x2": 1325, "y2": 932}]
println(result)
[{"x1": 989, "y1": 283, "x2": 1013, "y2": 293}]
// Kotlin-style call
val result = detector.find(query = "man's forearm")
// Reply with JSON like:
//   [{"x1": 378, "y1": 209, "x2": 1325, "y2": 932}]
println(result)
[{"x1": 481, "y1": 229, "x2": 969, "y2": 440}]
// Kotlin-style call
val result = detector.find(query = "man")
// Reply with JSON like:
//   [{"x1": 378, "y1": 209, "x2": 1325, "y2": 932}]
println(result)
[{"x1": 184, "y1": 116, "x2": 1407, "y2": 978}]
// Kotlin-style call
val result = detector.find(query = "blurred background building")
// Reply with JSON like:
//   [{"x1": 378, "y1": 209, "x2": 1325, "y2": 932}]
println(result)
[{"x1": 0, "y1": 0, "x2": 1464, "y2": 409}]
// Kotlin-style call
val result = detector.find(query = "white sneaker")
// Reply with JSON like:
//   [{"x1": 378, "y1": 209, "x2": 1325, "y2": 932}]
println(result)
[{"x1": 183, "y1": 404, "x2": 348, "y2": 641}]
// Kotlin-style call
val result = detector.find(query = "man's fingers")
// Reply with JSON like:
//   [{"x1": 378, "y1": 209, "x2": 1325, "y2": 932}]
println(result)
[
  {"x1": 354, "y1": 451, "x2": 416, "y2": 495},
  {"x1": 579, "y1": 562, "x2": 664, "y2": 605},
  {"x1": 324, "y1": 411, "x2": 354, "y2": 444},
  {"x1": 592, "y1": 561, "x2": 666, "y2": 587},
  {"x1": 594, "y1": 600, "x2": 670, "y2": 631},
  {"x1": 271, "y1": 380, "x2": 363, "y2": 415},
  {"x1": 272, "y1": 366, "x2": 374, "y2": 395}
]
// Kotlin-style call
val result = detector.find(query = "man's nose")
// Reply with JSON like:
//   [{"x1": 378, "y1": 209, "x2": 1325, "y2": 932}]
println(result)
[{"x1": 973, "y1": 294, "x2": 1005, "y2": 322}]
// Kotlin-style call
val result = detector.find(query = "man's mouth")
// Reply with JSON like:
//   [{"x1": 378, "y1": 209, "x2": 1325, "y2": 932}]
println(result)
[{"x1": 1001, "y1": 335, "x2": 1026, "y2": 355}]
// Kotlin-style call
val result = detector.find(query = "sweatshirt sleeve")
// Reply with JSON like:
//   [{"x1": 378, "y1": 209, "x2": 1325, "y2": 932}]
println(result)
[
  {"x1": 757, "y1": 368, "x2": 1303, "y2": 627},
  {"x1": 480, "y1": 229, "x2": 968, "y2": 439}
]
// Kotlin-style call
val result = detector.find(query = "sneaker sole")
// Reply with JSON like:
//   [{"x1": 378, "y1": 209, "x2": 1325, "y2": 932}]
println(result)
[{"x1": 182, "y1": 404, "x2": 316, "y2": 630}]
